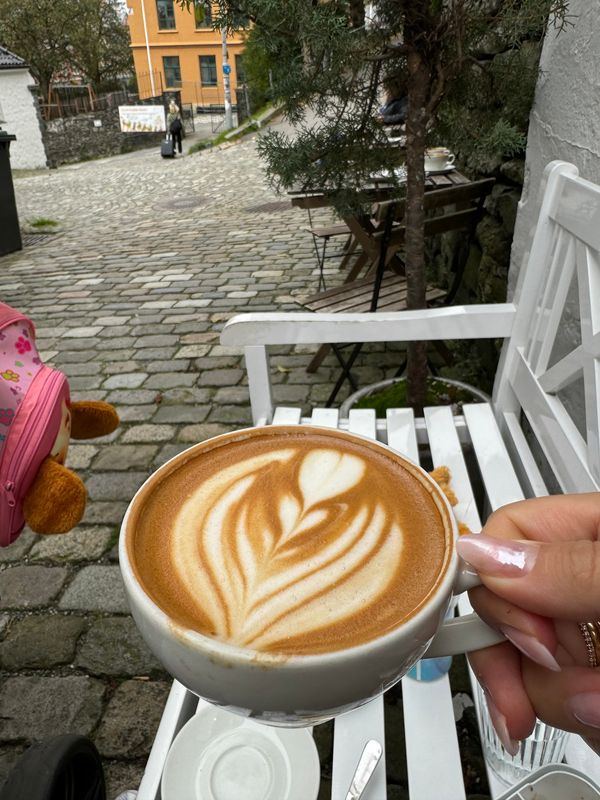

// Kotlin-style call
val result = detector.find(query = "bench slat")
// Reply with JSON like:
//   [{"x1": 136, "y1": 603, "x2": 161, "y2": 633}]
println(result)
[
  {"x1": 463, "y1": 403, "x2": 525, "y2": 508},
  {"x1": 272, "y1": 406, "x2": 302, "y2": 425},
  {"x1": 386, "y1": 407, "x2": 466, "y2": 800},
  {"x1": 422, "y1": 407, "x2": 514, "y2": 799},
  {"x1": 311, "y1": 407, "x2": 340, "y2": 427},
  {"x1": 332, "y1": 407, "x2": 386, "y2": 800}
]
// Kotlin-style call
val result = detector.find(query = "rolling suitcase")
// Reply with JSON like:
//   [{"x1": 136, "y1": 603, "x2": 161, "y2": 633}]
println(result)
[{"x1": 161, "y1": 134, "x2": 175, "y2": 158}]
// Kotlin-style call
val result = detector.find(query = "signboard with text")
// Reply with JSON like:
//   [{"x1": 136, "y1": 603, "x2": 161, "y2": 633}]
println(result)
[{"x1": 118, "y1": 105, "x2": 166, "y2": 133}]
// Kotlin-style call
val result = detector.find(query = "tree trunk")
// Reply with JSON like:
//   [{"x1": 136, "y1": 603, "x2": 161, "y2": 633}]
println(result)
[{"x1": 404, "y1": 47, "x2": 430, "y2": 412}]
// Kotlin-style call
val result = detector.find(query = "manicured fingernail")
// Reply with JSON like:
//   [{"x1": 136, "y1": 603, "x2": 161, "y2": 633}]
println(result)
[
  {"x1": 457, "y1": 535, "x2": 539, "y2": 576},
  {"x1": 485, "y1": 692, "x2": 520, "y2": 756},
  {"x1": 569, "y1": 693, "x2": 600, "y2": 728},
  {"x1": 500, "y1": 625, "x2": 561, "y2": 672}
]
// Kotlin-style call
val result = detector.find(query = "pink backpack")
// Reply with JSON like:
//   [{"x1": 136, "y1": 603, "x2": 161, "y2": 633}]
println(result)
[{"x1": 0, "y1": 302, "x2": 69, "y2": 546}]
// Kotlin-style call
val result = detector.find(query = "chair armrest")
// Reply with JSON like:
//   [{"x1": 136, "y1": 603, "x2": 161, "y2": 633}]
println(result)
[{"x1": 221, "y1": 304, "x2": 516, "y2": 346}]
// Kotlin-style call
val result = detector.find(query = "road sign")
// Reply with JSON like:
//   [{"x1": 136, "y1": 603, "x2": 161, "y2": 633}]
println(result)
[{"x1": 223, "y1": 64, "x2": 231, "y2": 75}]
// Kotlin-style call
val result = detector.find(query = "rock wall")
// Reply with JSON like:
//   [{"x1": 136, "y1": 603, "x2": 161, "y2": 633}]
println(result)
[{"x1": 43, "y1": 106, "x2": 164, "y2": 167}]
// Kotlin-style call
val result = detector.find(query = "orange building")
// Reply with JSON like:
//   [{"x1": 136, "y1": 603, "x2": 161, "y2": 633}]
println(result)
[{"x1": 126, "y1": 0, "x2": 246, "y2": 110}]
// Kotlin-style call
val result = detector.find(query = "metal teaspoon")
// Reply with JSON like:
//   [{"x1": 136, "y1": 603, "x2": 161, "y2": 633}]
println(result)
[{"x1": 345, "y1": 738, "x2": 383, "y2": 800}]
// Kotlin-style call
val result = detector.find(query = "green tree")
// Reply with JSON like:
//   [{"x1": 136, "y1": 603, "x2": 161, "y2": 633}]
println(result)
[
  {"x1": 0, "y1": 0, "x2": 74, "y2": 101},
  {"x1": 212, "y1": 0, "x2": 570, "y2": 407},
  {"x1": 0, "y1": 0, "x2": 132, "y2": 99},
  {"x1": 68, "y1": 0, "x2": 133, "y2": 92}
]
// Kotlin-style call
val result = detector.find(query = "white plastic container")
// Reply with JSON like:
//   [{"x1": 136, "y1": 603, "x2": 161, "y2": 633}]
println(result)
[{"x1": 497, "y1": 764, "x2": 600, "y2": 800}]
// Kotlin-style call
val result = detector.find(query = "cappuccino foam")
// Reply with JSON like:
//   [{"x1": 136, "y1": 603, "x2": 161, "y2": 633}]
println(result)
[{"x1": 127, "y1": 428, "x2": 451, "y2": 655}]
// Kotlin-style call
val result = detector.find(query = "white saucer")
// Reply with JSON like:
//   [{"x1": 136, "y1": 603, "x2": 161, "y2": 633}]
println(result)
[
  {"x1": 161, "y1": 704, "x2": 321, "y2": 800},
  {"x1": 426, "y1": 163, "x2": 456, "y2": 174}
]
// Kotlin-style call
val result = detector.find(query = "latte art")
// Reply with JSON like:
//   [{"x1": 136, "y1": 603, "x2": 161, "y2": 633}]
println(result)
[{"x1": 128, "y1": 429, "x2": 451, "y2": 655}]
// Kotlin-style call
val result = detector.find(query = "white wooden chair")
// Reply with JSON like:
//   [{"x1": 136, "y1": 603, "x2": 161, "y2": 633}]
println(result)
[{"x1": 134, "y1": 161, "x2": 600, "y2": 799}]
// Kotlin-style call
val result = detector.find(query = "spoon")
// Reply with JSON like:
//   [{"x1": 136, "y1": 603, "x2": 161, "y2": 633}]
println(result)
[{"x1": 345, "y1": 738, "x2": 383, "y2": 800}]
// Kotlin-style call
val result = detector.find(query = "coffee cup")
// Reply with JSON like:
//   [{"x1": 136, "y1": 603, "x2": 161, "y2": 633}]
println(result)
[
  {"x1": 119, "y1": 425, "x2": 502, "y2": 727},
  {"x1": 425, "y1": 147, "x2": 455, "y2": 172}
]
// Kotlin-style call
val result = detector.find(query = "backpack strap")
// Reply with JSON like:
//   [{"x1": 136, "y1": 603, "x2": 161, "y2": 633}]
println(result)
[{"x1": 0, "y1": 302, "x2": 35, "y2": 337}]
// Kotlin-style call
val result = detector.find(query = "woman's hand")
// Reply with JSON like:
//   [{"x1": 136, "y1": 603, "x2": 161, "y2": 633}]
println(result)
[{"x1": 456, "y1": 493, "x2": 600, "y2": 754}]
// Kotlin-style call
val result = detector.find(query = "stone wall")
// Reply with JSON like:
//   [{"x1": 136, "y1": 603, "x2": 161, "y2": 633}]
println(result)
[
  {"x1": 43, "y1": 106, "x2": 164, "y2": 167},
  {"x1": 0, "y1": 69, "x2": 48, "y2": 169}
]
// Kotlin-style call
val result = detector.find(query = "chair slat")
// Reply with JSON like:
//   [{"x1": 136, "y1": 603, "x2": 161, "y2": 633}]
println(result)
[
  {"x1": 332, "y1": 407, "x2": 385, "y2": 800},
  {"x1": 272, "y1": 406, "x2": 302, "y2": 425},
  {"x1": 137, "y1": 681, "x2": 199, "y2": 800},
  {"x1": 310, "y1": 407, "x2": 340, "y2": 427},
  {"x1": 386, "y1": 408, "x2": 418, "y2": 461},
  {"x1": 386, "y1": 407, "x2": 466, "y2": 800},
  {"x1": 463, "y1": 404, "x2": 525, "y2": 509},
  {"x1": 423, "y1": 407, "x2": 512, "y2": 799}
]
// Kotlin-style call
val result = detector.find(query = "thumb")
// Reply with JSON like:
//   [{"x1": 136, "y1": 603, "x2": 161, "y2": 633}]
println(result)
[{"x1": 457, "y1": 534, "x2": 600, "y2": 620}]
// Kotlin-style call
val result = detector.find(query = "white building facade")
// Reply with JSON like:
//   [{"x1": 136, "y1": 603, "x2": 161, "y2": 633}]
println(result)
[{"x1": 0, "y1": 47, "x2": 47, "y2": 170}]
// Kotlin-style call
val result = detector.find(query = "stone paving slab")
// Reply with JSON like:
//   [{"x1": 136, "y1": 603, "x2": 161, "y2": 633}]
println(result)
[{"x1": 0, "y1": 135, "x2": 489, "y2": 796}]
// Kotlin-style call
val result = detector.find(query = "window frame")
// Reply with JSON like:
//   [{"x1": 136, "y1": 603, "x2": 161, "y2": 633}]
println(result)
[
  {"x1": 155, "y1": 0, "x2": 176, "y2": 29},
  {"x1": 163, "y1": 55, "x2": 182, "y2": 88},
  {"x1": 199, "y1": 54, "x2": 218, "y2": 87},
  {"x1": 194, "y1": 0, "x2": 213, "y2": 29}
]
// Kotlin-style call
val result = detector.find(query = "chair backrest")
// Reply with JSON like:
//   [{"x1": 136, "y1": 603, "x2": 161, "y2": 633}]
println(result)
[
  {"x1": 376, "y1": 178, "x2": 495, "y2": 246},
  {"x1": 493, "y1": 161, "x2": 600, "y2": 493}
]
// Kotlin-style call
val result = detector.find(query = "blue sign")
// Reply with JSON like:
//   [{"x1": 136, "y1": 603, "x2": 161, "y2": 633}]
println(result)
[{"x1": 223, "y1": 64, "x2": 231, "y2": 75}]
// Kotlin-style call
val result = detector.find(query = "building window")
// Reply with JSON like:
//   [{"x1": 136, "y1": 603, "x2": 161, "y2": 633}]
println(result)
[
  {"x1": 156, "y1": 0, "x2": 176, "y2": 28},
  {"x1": 235, "y1": 54, "x2": 246, "y2": 85},
  {"x1": 194, "y1": 0, "x2": 213, "y2": 28},
  {"x1": 163, "y1": 56, "x2": 181, "y2": 87},
  {"x1": 199, "y1": 55, "x2": 217, "y2": 87}
]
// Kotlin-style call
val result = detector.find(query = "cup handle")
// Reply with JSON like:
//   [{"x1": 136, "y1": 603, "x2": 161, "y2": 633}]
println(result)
[
  {"x1": 447, "y1": 153, "x2": 455, "y2": 164},
  {"x1": 424, "y1": 557, "x2": 504, "y2": 658}
]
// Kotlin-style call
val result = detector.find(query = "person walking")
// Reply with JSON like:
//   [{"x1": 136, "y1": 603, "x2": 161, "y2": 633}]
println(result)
[{"x1": 167, "y1": 101, "x2": 183, "y2": 155}]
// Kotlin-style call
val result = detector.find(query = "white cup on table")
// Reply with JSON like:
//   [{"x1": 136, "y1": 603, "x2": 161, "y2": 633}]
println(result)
[{"x1": 425, "y1": 146, "x2": 455, "y2": 172}]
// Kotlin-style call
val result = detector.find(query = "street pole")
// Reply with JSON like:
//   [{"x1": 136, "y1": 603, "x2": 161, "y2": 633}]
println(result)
[
  {"x1": 220, "y1": 4, "x2": 233, "y2": 130},
  {"x1": 140, "y1": 0, "x2": 156, "y2": 97}
]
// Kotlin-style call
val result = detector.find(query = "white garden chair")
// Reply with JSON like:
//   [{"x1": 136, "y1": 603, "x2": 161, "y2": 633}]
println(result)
[{"x1": 135, "y1": 161, "x2": 600, "y2": 799}]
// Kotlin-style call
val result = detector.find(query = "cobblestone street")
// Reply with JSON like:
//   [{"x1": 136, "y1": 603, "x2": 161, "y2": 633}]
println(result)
[{"x1": 0, "y1": 131, "x2": 427, "y2": 798}]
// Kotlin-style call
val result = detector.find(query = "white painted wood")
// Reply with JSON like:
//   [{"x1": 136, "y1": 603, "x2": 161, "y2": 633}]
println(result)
[
  {"x1": 386, "y1": 407, "x2": 466, "y2": 800},
  {"x1": 500, "y1": 412, "x2": 549, "y2": 499},
  {"x1": 577, "y1": 240, "x2": 600, "y2": 480},
  {"x1": 332, "y1": 409, "x2": 386, "y2": 800},
  {"x1": 222, "y1": 305, "x2": 517, "y2": 346},
  {"x1": 310, "y1": 407, "x2": 340, "y2": 427},
  {"x1": 463, "y1": 404, "x2": 525, "y2": 508},
  {"x1": 348, "y1": 408, "x2": 378, "y2": 439},
  {"x1": 402, "y1": 676, "x2": 465, "y2": 800},
  {"x1": 272, "y1": 406, "x2": 302, "y2": 425},
  {"x1": 137, "y1": 681, "x2": 198, "y2": 800},
  {"x1": 386, "y1": 408, "x2": 418, "y2": 461},
  {"x1": 512, "y1": 350, "x2": 599, "y2": 492},
  {"x1": 244, "y1": 345, "x2": 274, "y2": 425}
]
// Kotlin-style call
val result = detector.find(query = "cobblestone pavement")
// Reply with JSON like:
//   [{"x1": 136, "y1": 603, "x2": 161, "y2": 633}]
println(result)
[{"x1": 0, "y1": 134, "x2": 488, "y2": 798}]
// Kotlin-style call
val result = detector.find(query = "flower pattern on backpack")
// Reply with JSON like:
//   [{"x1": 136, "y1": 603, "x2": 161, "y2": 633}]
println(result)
[
  {"x1": 0, "y1": 408, "x2": 14, "y2": 426},
  {"x1": 1, "y1": 370, "x2": 19, "y2": 383},
  {"x1": 15, "y1": 337, "x2": 32, "y2": 355}
]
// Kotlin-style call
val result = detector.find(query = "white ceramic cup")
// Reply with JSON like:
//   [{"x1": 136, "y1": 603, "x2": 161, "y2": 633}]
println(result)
[
  {"x1": 425, "y1": 147, "x2": 455, "y2": 172},
  {"x1": 119, "y1": 425, "x2": 502, "y2": 727}
]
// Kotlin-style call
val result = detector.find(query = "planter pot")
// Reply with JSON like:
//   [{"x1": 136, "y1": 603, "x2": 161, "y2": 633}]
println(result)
[{"x1": 340, "y1": 376, "x2": 490, "y2": 418}]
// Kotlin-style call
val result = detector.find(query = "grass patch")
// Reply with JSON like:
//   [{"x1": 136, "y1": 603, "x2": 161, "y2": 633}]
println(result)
[
  {"x1": 30, "y1": 218, "x2": 59, "y2": 228},
  {"x1": 355, "y1": 377, "x2": 484, "y2": 418}
]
